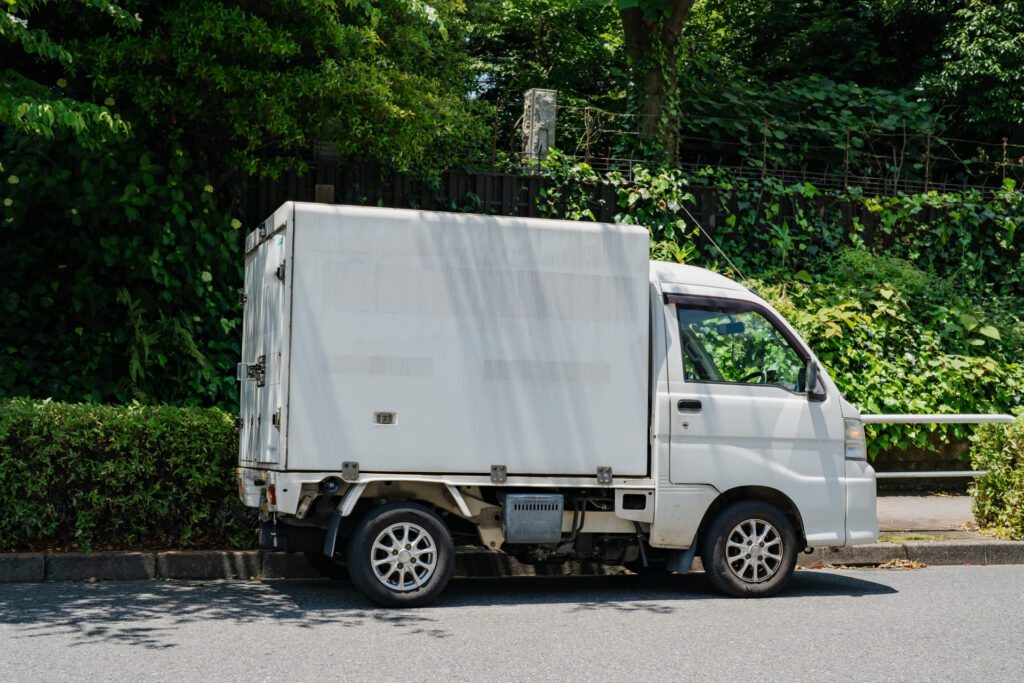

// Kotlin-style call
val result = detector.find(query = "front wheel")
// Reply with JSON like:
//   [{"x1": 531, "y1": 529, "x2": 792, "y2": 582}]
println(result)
[
  {"x1": 347, "y1": 502, "x2": 454, "y2": 607},
  {"x1": 700, "y1": 501, "x2": 798, "y2": 598}
]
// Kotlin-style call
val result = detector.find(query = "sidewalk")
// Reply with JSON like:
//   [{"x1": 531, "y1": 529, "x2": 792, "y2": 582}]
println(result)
[
  {"x1": 877, "y1": 494, "x2": 979, "y2": 536},
  {"x1": 1, "y1": 494, "x2": 1020, "y2": 583},
  {"x1": 801, "y1": 493, "x2": 1022, "y2": 568}
]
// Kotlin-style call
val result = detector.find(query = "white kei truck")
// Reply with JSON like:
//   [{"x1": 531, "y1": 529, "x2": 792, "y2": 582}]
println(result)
[{"x1": 236, "y1": 202, "x2": 878, "y2": 606}]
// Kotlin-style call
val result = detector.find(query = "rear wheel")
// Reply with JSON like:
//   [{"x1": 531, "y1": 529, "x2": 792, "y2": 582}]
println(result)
[
  {"x1": 700, "y1": 501, "x2": 798, "y2": 598},
  {"x1": 347, "y1": 502, "x2": 454, "y2": 607}
]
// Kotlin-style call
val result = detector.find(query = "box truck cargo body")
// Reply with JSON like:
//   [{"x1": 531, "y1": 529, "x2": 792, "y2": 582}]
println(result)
[
  {"x1": 238, "y1": 203, "x2": 878, "y2": 606},
  {"x1": 239, "y1": 202, "x2": 649, "y2": 477}
]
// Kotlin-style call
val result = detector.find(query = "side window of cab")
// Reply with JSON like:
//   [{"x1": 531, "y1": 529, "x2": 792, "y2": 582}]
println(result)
[{"x1": 677, "y1": 303, "x2": 806, "y2": 392}]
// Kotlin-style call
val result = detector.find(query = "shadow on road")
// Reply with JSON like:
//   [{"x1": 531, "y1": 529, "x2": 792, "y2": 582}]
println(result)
[
  {"x1": 440, "y1": 569, "x2": 897, "y2": 608},
  {"x1": 0, "y1": 580, "x2": 442, "y2": 649},
  {"x1": 0, "y1": 570, "x2": 896, "y2": 649}
]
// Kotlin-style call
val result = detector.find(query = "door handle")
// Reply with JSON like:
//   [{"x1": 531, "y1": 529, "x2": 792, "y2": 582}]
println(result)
[{"x1": 677, "y1": 399, "x2": 702, "y2": 412}]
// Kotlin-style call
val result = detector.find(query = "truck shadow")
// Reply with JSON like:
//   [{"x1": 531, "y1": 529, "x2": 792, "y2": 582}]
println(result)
[
  {"x1": 0, "y1": 570, "x2": 895, "y2": 649},
  {"x1": 438, "y1": 570, "x2": 898, "y2": 608}
]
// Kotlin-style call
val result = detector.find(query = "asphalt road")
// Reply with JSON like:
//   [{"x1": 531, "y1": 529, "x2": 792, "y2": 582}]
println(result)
[{"x1": 2, "y1": 566, "x2": 1022, "y2": 681}]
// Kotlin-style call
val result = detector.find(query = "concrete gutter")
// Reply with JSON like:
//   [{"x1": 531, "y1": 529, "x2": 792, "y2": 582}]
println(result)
[{"x1": 1, "y1": 541, "x2": 1021, "y2": 583}]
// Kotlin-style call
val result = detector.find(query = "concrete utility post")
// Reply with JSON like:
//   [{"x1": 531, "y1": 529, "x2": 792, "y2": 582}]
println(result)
[{"x1": 522, "y1": 88, "x2": 557, "y2": 162}]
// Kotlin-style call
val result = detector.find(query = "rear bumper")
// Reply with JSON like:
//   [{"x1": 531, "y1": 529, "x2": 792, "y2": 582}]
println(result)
[{"x1": 845, "y1": 459, "x2": 879, "y2": 546}]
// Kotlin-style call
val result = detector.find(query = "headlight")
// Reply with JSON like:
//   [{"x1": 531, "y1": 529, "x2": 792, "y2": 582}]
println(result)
[{"x1": 844, "y1": 418, "x2": 866, "y2": 461}]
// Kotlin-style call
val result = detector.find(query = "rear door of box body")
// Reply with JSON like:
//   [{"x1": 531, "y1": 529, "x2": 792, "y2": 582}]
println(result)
[
  {"x1": 285, "y1": 204, "x2": 650, "y2": 477},
  {"x1": 238, "y1": 206, "x2": 291, "y2": 468}
]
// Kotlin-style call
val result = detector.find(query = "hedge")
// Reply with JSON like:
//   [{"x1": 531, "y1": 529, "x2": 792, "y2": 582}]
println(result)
[
  {"x1": 0, "y1": 399, "x2": 253, "y2": 552},
  {"x1": 971, "y1": 413, "x2": 1024, "y2": 540}
]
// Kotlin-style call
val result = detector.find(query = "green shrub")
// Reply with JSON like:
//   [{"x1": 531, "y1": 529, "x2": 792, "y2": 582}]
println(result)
[
  {"x1": 970, "y1": 414, "x2": 1024, "y2": 539},
  {"x1": 0, "y1": 398, "x2": 253, "y2": 552},
  {"x1": 765, "y1": 254, "x2": 1024, "y2": 459}
]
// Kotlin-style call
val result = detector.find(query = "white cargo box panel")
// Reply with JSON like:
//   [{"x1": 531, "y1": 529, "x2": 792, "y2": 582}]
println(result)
[
  {"x1": 246, "y1": 202, "x2": 650, "y2": 476},
  {"x1": 239, "y1": 203, "x2": 291, "y2": 468}
]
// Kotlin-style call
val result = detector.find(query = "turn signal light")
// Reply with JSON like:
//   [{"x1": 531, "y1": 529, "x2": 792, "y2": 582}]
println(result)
[{"x1": 844, "y1": 418, "x2": 866, "y2": 460}]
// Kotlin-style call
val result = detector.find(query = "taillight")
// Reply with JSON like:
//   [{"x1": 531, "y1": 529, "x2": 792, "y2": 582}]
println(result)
[
  {"x1": 268, "y1": 484, "x2": 277, "y2": 505},
  {"x1": 844, "y1": 418, "x2": 866, "y2": 460},
  {"x1": 237, "y1": 469, "x2": 244, "y2": 500}
]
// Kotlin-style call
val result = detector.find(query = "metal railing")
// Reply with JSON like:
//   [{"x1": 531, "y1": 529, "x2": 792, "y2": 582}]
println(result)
[{"x1": 863, "y1": 413, "x2": 1016, "y2": 479}]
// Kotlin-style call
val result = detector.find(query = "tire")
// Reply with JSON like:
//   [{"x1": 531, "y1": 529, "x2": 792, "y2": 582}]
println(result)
[
  {"x1": 700, "y1": 501, "x2": 798, "y2": 598},
  {"x1": 347, "y1": 502, "x2": 455, "y2": 607},
  {"x1": 303, "y1": 551, "x2": 349, "y2": 581}
]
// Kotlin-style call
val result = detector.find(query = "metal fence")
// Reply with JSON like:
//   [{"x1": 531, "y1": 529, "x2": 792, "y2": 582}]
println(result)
[{"x1": 863, "y1": 414, "x2": 1015, "y2": 479}]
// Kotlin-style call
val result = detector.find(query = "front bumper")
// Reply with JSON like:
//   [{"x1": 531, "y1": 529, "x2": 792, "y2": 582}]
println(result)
[{"x1": 845, "y1": 459, "x2": 879, "y2": 545}]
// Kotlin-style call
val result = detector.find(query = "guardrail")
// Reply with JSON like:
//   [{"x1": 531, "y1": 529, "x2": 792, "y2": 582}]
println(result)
[
  {"x1": 875, "y1": 471, "x2": 988, "y2": 479},
  {"x1": 862, "y1": 413, "x2": 1016, "y2": 479},
  {"x1": 861, "y1": 414, "x2": 1017, "y2": 425}
]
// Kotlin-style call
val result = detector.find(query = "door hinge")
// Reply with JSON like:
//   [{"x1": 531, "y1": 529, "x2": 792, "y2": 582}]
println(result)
[
  {"x1": 275, "y1": 260, "x2": 286, "y2": 281},
  {"x1": 236, "y1": 355, "x2": 266, "y2": 387},
  {"x1": 341, "y1": 461, "x2": 359, "y2": 482},
  {"x1": 238, "y1": 290, "x2": 247, "y2": 306},
  {"x1": 596, "y1": 466, "x2": 613, "y2": 485},
  {"x1": 490, "y1": 465, "x2": 508, "y2": 484},
  {"x1": 272, "y1": 408, "x2": 281, "y2": 430}
]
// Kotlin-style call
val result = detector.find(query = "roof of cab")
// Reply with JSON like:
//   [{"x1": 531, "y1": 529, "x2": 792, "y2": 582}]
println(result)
[{"x1": 648, "y1": 261, "x2": 747, "y2": 292}]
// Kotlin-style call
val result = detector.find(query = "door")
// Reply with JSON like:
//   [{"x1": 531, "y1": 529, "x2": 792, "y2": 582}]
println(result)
[
  {"x1": 239, "y1": 224, "x2": 289, "y2": 466},
  {"x1": 664, "y1": 294, "x2": 847, "y2": 545}
]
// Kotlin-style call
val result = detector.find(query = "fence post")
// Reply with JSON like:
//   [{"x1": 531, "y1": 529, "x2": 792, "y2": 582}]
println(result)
[
  {"x1": 1002, "y1": 137, "x2": 1008, "y2": 180},
  {"x1": 844, "y1": 127, "x2": 850, "y2": 189},
  {"x1": 523, "y1": 88, "x2": 557, "y2": 166},
  {"x1": 925, "y1": 134, "x2": 931, "y2": 192},
  {"x1": 761, "y1": 119, "x2": 768, "y2": 179}
]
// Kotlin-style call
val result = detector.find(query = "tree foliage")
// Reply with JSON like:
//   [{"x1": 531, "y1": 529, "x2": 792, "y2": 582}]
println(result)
[
  {"x1": 0, "y1": 130, "x2": 243, "y2": 406},
  {"x1": 3, "y1": 0, "x2": 1024, "y2": 416},
  {"x1": 464, "y1": 0, "x2": 626, "y2": 163},
  {"x1": 1, "y1": 0, "x2": 137, "y2": 147},
  {"x1": 922, "y1": 0, "x2": 1024, "y2": 138},
  {"x1": 78, "y1": 0, "x2": 487, "y2": 178},
  {"x1": 617, "y1": 0, "x2": 695, "y2": 158}
]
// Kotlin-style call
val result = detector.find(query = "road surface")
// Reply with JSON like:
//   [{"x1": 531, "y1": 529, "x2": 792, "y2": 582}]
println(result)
[{"x1": 1, "y1": 566, "x2": 1022, "y2": 681}]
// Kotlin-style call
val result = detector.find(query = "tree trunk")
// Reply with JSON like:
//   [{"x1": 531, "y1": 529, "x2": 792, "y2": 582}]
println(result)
[{"x1": 620, "y1": 1, "x2": 694, "y2": 161}]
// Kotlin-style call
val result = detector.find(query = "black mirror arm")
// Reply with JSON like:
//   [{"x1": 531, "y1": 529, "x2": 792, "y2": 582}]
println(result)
[{"x1": 806, "y1": 361, "x2": 827, "y2": 402}]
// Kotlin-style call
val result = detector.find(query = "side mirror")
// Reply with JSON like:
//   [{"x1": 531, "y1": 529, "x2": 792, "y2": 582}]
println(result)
[{"x1": 806, "y1": 361, "x2": 827, "y2": 402}]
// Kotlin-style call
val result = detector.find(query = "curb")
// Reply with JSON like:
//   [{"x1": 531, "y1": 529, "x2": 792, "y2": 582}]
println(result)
[
  {"x1": 1, "y1": 541, "x2": 1021, "y2": 583},
  {"x1": 800, "y1": 540, "x2": 1024, "y2": 568}
]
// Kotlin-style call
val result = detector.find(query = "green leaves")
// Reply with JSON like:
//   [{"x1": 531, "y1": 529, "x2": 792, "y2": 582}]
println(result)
[
  {"x1": 970, "y1": 413, "x2": 1024, "y2": 539},
  {"x1": 0, "y1": 131, "x2": 243, "y2": 407},
  {"x1": 1, "y1": 0, "x2": 138, "y2": 147},
  {"x1": 0, "y1": 399, "x2": 251, "y2": 552},
  {"x1": 959, "y1": 313, "x2": 980, "y2": 332},
  {"x1": 79, "y1": 0, "x2": 487, "y2": 178},
  {"x1": 978, "y1": 326, "x2": 1001, "y2": 341},
  {"x1": 922, "y1": 0, "x2": 1024, "y2": 135}
]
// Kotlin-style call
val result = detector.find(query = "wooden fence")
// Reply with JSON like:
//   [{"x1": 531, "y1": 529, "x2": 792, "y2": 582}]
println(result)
[{"x1": 240, "y1": 162, "x2": 947, "y2": 251}]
